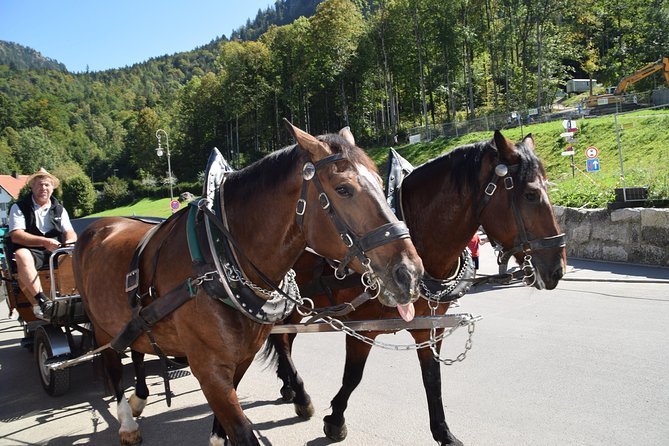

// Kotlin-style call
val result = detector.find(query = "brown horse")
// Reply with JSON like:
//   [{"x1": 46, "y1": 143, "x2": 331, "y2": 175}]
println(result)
[
  {"x1": 266, "y1": 130, "x2": 567, "y2": 445},
  {"x1": 72, "y1": 122, "x2": 424, "y2": 445}
]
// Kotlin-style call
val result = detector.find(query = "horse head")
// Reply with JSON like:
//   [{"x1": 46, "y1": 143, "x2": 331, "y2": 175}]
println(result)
[
  {"x1": 478, "y1": 130, "x2": 567, "y2": 290},
  {"x1": 285, "y1": 121, "x2": 423, "y2": 314}
]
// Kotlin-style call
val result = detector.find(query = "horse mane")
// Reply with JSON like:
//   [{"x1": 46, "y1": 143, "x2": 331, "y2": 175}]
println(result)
[
  {"x1": 225, "y1": 133, "x2": 378, "y2": 198},
  {"x1": 413, "y1": 136, "x2": 545, "y2": 195}
]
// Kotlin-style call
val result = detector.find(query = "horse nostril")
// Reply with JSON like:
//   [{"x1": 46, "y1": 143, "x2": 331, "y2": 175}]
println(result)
[{"x1": 393, "y1": 263, "x2": 419, "y2": 295}]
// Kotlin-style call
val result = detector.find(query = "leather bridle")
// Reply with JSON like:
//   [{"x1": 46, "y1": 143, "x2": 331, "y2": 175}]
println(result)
[
  {"x1": 476, "y1": 162, "x2": 565, "y2": 286},
  {"x1": 296, "y1": 153, "x2": 411, "y2": 291}
]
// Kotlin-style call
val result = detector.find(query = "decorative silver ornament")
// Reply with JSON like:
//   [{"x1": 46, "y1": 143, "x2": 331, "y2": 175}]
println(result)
[
  {"x1": 494, "y1": 164, "x2": 508, "y2": 177},
  {"x1": 303, "y1": 162, "x2": 316, "y2": 180}
]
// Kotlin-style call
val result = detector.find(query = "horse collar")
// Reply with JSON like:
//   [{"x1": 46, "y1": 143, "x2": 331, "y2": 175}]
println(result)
[{"x1": 194, "y1": 197, "x2": 299, "y2": 324}]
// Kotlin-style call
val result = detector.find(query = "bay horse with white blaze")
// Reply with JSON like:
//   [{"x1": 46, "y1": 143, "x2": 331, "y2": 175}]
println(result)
[
  {"x1": 72, "y1": 121, "x2": 424, "y2": 445},
  {"x1": 266, "y1": 130, "x2": 567, "y2": 445}
]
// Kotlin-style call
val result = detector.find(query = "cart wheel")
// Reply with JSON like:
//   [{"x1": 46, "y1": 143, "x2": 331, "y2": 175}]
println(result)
[{"x1": 34, "y1": 328, "x2": 70, "y2": 396}]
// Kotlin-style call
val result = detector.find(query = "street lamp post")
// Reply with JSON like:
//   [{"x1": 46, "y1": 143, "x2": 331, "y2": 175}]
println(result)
[{"x1": 155, "y1": 129, "x2": 174, "y2": 206}]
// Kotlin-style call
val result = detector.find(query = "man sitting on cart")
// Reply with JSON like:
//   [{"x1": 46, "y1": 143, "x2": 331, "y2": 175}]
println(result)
[{"x1": 8, "y1": 168, "x2": 77, "y2": 320}]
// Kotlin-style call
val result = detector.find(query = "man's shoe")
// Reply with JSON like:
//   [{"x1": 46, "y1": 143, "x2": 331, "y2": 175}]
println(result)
[
  {"x1": 40, "y1": 299, "x2": 54, "y2": 318},
  {"x1": 33, "y1": 305, "x2": 45, "y2": 319}
]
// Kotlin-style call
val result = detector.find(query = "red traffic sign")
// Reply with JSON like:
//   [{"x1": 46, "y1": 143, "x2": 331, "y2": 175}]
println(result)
[
  {"x1": 585, "y1": 146, "x2": 599, "y2": 159},
  {"x1": 170, "y1": 199, "x2": 180, "y2": 211}
]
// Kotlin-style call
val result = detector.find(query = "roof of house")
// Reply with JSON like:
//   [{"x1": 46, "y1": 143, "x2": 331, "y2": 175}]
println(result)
[{"x1": 0, "y1": 175, "x2": 29, "y2": 200}]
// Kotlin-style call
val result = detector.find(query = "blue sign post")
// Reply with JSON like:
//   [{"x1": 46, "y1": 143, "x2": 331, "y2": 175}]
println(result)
[{"x1": 586, "y1": 158, "x2": 601, "y2": 172}]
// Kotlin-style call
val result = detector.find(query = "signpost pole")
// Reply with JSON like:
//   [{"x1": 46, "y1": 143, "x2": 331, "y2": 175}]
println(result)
[
  {"x1": 614, "y1": 113, "x2": 626, "y2": 201},
  {"x1": 571, "y1": 154, "x2": 575, "y2": 177}
]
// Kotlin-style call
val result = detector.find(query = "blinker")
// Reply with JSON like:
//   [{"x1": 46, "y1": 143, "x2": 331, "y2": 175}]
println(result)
[
  {"x1": 495, "y1": 164, "x2": 508, "y2": 177},
  {"x1": 302, "y1": 162, "x2": 315, "y2": 180}
]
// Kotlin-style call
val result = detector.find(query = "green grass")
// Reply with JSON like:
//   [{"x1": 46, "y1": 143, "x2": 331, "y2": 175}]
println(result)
[{"x1": 89, "y1": 198, "x2": 181, "y2": 218}]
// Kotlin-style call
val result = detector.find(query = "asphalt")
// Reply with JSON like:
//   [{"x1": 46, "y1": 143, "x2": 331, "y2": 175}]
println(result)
[{"x1": 0, "y1": 243, "x2": 668, "y2": 445}]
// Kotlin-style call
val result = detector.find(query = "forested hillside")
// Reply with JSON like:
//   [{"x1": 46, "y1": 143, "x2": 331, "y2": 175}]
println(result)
[
  {"x1": 1, "y1": 0, "x2": 667, "y2": 215},
  {"x1": 0, "y1": 41, "x2": 67, "y2": 71}
]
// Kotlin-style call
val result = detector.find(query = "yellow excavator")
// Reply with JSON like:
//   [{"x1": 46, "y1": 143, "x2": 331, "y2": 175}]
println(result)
[{"x1": 586, "y1": 56, "x2": 669, "y2": 108}]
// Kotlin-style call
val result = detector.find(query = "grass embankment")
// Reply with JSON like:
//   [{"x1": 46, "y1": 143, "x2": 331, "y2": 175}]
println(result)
[
  {"x1": 90, "y1": 109, "x2": 668, "y2": 216},
  {"x1": 367, "y1": 109, "x2": 669, "y2": 208}
]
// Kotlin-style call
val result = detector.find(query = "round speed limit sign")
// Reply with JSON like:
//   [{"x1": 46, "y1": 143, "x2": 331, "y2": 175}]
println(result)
[{"x1": 585, "y1": 146, "x2": 599, "y2": 159}]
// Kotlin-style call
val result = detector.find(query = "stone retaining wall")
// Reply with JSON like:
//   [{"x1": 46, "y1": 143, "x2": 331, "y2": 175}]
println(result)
[{"x1": 553, "y1": 206, "x2": 669, "y2": 266}]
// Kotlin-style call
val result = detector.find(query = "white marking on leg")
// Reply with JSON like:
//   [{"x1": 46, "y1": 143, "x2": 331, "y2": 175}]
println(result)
[
  {"x1": 209, "y1": 433, "x2": 226, "y2": 446},
  {"x1": 117, "y1": 397, "x2": 139, "y2": 435}
]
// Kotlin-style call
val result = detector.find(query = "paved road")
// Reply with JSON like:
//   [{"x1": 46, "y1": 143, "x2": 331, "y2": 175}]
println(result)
[{"x1": 1, "y1": 244, "x2": 668, "y2": 445}]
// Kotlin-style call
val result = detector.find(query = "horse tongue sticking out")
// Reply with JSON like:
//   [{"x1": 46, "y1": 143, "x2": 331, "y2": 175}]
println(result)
[{"x1": 397, "y1": 303, "x2": 415, "y2": 322}]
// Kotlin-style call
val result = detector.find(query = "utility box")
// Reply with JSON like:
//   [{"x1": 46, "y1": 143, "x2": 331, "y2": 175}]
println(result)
[
  {"x1": 614, "y1": 187, "x2": 648, "y2": 202},
  {"x1": 566, "y1": 79, "x2": 596, "y2": 94}
]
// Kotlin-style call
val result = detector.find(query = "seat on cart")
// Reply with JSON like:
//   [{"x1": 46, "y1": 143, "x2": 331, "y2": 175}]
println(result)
[{"x1": 1, "y1": 233, "x2": 79, "y2": 323}]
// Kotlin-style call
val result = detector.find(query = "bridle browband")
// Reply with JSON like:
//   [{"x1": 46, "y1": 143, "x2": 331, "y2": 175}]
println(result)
[
  {"x1": 476, "y1": 161, "x2": 565, "y2": 286},
  {"x1": 296, "y1": 152, "x2": 411, "y2": 289}
]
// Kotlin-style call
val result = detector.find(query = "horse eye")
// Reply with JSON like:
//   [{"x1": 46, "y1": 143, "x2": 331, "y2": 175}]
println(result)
[
  {"x1": 335, "y1": 184, "x2": 353, "y2": 197},
  {"x1": 524, "y1": 190, "x2": 539, "y2": 202}
]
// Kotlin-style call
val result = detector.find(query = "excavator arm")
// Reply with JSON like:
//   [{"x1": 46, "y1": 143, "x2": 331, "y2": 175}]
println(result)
[{"x1": 614, "y1": 57, "x2": 669, "y2": 95}]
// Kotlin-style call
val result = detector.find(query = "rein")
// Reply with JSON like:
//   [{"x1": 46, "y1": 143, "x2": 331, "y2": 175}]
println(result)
[{"x1": 475, "y1": 162, "x2": 566, "y2": 286}]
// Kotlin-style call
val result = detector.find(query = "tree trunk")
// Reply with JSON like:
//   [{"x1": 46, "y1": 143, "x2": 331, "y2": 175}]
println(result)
[{"x1": 412, "y1": 0, "x2": 430, "y2": 134}]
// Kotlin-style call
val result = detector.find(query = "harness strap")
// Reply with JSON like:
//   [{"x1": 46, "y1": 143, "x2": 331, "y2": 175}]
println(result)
[
  {"x1": 110, "y1": 280, "x2": 196, "y2": 353},
  {"x1": 335, "y1": 221, "x2": 411, "y2": 276},
  {"x1": 497, "y1": 233, "x2": 566, "y2": 273},
  {"x1": 476, "y1": 164, "x2": 519, "y2": 220},
  {"x1": 125, "y1": 222, "x2": 163, "y2": 302}
]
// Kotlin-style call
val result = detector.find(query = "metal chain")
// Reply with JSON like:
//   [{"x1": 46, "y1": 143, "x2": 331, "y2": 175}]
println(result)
[
  {"x1": 428, "y1": 303, "x2": 475, "y2": 365},
  {"x1": 222, "y1": 263, "x2": 300, "y2": 301},
  {"x1": 419, "y1": 256, "x2": 468, "y2": 301},
  {"x1": 317, "y1": 311, "x2": 476, "y2": 363},
  {"x1": 190, "y1": 271, "x2": 218, "y2": 287}
]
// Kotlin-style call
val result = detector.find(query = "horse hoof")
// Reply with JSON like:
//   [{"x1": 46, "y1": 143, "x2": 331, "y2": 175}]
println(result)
[
  {"x1": 323, "y1": 418, "x2": 347, "y2": 442},
  {"x1": 119, "y1": 429, "x2": 142, "y2": 445},
  {"x1": 294, "y1": 401, "x2": 314, "y2": 419},
  {"x1": 438, "y1": 432, "x2": 464, "y2": 446},
  {"x1": 280, "y1": 385, "x2": 295, "y2": 402}
]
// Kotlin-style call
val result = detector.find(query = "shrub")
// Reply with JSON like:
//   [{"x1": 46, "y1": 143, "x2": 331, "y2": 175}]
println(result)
[{"x1": 62, "y1": 174, "x2": 96, "y2": 217}]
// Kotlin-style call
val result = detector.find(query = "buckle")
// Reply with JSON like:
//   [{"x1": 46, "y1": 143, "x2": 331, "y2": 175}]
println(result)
[
  {"x1": 504, "y1": 177, "x2": 514, "y2": 190},
  {"x1": 484, "y1": 182, "x2": 497, "y2": 196},
  {"x1": 319, "y1": 192, "x2": 330, "y2": 209},
  {"x1": 296, "y1": 199, "x2": 306, "y2": 216},
  {"x1": 125, "y1": 269, "x2": 139, "y2": 292}
]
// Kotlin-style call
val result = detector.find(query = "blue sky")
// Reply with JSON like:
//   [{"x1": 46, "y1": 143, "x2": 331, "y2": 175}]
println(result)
[{"x1": 0, "y1": 0, "x2": 273, "y2": 72}]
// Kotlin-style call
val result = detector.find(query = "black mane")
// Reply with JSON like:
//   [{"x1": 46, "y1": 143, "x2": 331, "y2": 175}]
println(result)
[
  {"x1": 225, "y1": 132, "x2": 376, "y2": 198},
  {"x1": 412, "y1": 137, "x2": 544, "y2": 195}
]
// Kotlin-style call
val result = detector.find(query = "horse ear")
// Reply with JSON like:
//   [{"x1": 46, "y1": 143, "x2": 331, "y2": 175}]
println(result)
[
  {"x1": 493, "y1": 130, "x2": 519, "y2": 162},
  {"x1": 521, "y1": 133, "x2": 536, "y2": 151},
  {"x1": 283, "y1": 118, "x2": 332, "y2": 161},
  {"x1": 339, "y1": 126, "x2": 355, "y2": 146}
]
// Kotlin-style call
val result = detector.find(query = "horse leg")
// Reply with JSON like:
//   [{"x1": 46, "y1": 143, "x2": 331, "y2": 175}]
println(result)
[
  {"x1": 270, "y1": 333, "x2": 314, "y2": 418},
  {"x1": 323, "y1": 335, "x2": 375, "y2": 442},
  {"x1": 204, "y1": 357, "x2": 259, "y2": 446},
  {"x1": 128, "y1": 350, "x2": 149, "y2": 417},
  {"x1": 413, "y1": 329, "x2": 463, "y2": 446},
  {"x1": 101, "y1": 348, "x2": 142, "y2": 445}
]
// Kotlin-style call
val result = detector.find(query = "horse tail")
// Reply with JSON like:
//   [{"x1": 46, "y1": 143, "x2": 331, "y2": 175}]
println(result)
[{"x1": 260, "y1": 335, "x2": 279, "y2": 369}]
